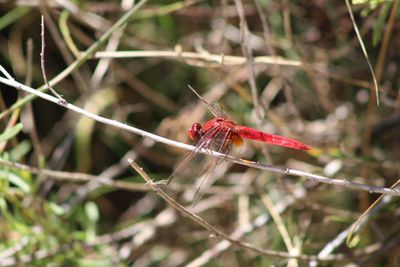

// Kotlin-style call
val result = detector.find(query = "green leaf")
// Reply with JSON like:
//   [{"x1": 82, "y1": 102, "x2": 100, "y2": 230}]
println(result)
[
  {"x1": 77, "y1": 259, "x2": 114, "y2": 267},
  {"x1": 49, "y1": 202, "x2": 66, "y2": 216},
  {"x1": 0, "y1": 170, "x2": 31, "y2": 193},
  {"x1": 84, "y1": 202, "x2": 99, "y2": 242},
  {"x1": 0, "y1": 123, "x2": 23, "y2": 142},
  {"x1": 9, "y1": 140, "x2": 31, "y2": 161},
  {"x1": 373, "y1": 2, "x2": 391, "y2": 46},
  {"x1": 347, "y1": 233, "x2": 361, "y2": 248},
  {"x1": 0, "y1": 7, "x2": 30, "y2": 31},
  {"x1": 85, "y1": 202, "x2": 99, "y2": 223}
]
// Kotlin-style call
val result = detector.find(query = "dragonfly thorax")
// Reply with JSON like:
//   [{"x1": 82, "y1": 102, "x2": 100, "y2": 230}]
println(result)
[{"x1": 188, "y1": 123, "x2": 204, "y2": 141}]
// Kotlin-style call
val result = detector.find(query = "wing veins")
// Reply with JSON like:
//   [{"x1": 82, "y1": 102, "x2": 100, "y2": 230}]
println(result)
[
  {"x1": 167, "y1": 125, "x2": 221, "y2": 184},
  {"x1": 192, "y1": 129, "x2": 234, "y2": 206}
]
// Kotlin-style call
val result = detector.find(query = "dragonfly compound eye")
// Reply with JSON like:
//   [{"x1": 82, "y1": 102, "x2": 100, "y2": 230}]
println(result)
[{"x1": 188, "y1": 123, "x2": 203, "y2": 141}]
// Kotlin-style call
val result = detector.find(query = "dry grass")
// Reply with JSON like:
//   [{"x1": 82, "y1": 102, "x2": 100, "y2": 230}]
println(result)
[{"x1": 0, "y1": 1, "x2": 400, "y2": 266}]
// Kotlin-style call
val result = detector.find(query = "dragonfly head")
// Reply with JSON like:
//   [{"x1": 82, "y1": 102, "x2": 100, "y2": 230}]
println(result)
[{"x1": 188, "y1": 123, "x2": 204, "y2": 141}]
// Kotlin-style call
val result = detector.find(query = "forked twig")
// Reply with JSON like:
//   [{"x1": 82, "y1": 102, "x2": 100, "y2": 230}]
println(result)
[
  {"x1": 40, "y1": 15, "x2": 66, "y2": 105},
  {"x1": 128, "y1": 159, "x2": 335, "y2": 262}
]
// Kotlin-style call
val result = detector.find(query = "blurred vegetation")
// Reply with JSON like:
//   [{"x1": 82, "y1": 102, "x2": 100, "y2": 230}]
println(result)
[{"x1": 0, "y1": 0, "x2": 400, "y2": 266}]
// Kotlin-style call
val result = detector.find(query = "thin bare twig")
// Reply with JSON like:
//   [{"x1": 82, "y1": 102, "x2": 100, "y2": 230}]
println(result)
[
  {"x1": 0, "y1": 0, "x2": 149, "y2": 120},
  {"x1": 92, "y1": 50, "x2": 303, "y2": 67},
  {"x1": 39, "y1": 4, "x2": 90, "y2": 93},
  {"x1": 187, "y1": 186, "x2": 308, "y2": 267},
  {"x1": 92, "y1": 50, "x2": 378, "y2": 98},
  {"x1": 347, "y1": 178, "x2": 400, "y2": 246},
  {"x1": 40, "y1": 15, "x2": 66, "y2": 104},
  {"x1": 128, "y1": 159, "x2": 337, "y2": 262},
  {"x1": 345, "y1": 0, "x2": 379, "y2": 106},
  {"x1": 0, "y1": 157, "x2": 252, "y2": 196},
  {"x1": 0, "y1": 74, "x2": 399, "y2": 197}
]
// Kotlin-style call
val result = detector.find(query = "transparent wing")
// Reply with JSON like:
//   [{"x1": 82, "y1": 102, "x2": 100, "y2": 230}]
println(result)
[
  {"x1": 188, "y1": 85, "x2": 227, "y2": 118},
  {"x1": 191, "y1": 160, "x2": 219, "y2": 206},
  {"x1": 210, "y1": 102, "x2": 226, "y2": 118},
  {"x1": 191, "y1": 129, "x2": 234, "y2": 206},
  {"x1": 167, "y1": 125, "x2": 221, "y2": 184}
]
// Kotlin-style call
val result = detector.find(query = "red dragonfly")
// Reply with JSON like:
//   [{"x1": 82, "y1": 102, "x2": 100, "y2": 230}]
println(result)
[{"x1": 167, "y1": 87, "x2": 312, "y2": 205}]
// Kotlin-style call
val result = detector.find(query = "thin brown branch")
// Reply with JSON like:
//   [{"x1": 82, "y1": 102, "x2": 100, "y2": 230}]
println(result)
[
  {"x1": 0, "y1": 157, "x2": 252, "y2": 196},
  {"x1": 0, "y1": 75, "x2": 399, "y2": 197},
  {"x1": 347, "y1": 178, "x2": 400, "y2": 246},
  {"x1": 128, "y1": 159, "x2": 341, "y2": 262}
]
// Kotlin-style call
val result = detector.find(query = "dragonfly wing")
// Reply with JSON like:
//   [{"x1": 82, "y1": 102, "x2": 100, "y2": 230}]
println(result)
[
  {"x1": 167, "y1": 125, "x2": 221, "y2": 184},
  {"x1": 188, "y1": 85, "x2": 225, "y2": 118},
  {"x1": 192, "y1": 129, "x2": 234, "y2": 206},
  {"x1": 191, "y1": 160, "x2": 220, "y2": 206},
  {"x1": 167, "y1": 149, "x2": 198, "y2": 184},
  {"x1": 210, "y1": 103, "x2": 226, "y2": 118}
]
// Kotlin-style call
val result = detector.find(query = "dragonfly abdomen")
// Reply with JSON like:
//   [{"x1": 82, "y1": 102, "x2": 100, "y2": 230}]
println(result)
[{"x1": 235, "y1": 126, "x2": 311, "y2": 150}]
